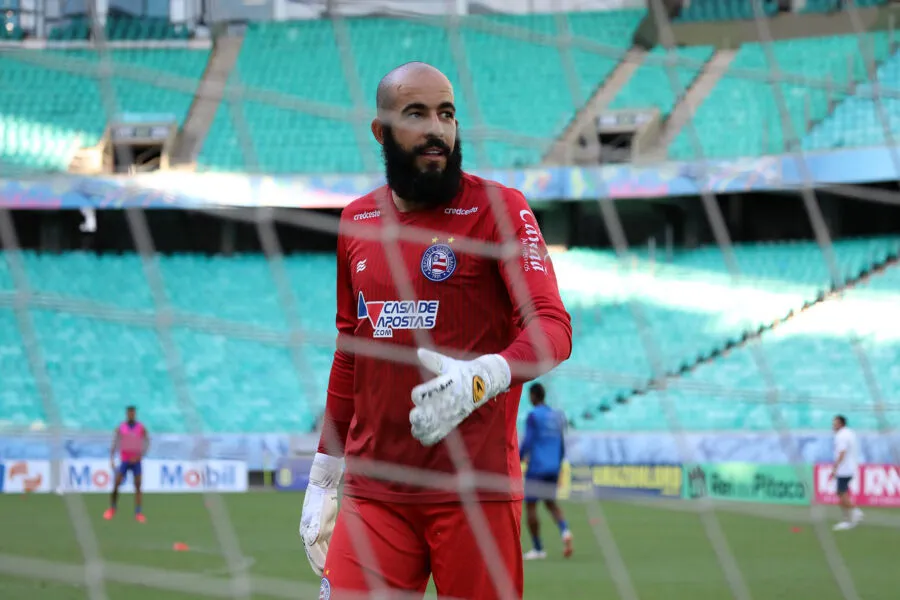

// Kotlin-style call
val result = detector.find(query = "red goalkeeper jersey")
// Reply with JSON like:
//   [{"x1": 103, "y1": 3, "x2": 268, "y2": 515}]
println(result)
[{"x1": 318, "y1": 173, "x2": 573, "y2": 503}]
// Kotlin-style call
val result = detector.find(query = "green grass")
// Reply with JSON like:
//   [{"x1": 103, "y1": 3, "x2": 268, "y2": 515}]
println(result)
[{"x1": 1, "y1": 493, "x2": 899, "y2": 599}]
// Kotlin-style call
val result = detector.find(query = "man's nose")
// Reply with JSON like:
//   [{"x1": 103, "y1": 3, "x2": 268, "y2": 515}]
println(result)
[{"x1": 423, "y1": 113, "x2": 447, "y2": 138}]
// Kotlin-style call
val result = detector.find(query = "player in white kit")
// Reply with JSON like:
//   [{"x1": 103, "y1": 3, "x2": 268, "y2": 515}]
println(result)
[{"x1": 830, "y1": 415, "x2": 863, "y2": 531}]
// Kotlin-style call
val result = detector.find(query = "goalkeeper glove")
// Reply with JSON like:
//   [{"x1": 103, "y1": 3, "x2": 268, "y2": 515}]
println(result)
[
  {"x1": 298, "y1": 452, "x2": 343, "y2": 576},
  {"x1": 409, "y1": 348, "x2": 512, "y2": 446}
]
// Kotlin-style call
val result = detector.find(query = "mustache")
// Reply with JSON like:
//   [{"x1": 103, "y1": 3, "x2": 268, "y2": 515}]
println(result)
[{"x1": 414, "y1": 138, "x2": 451, "y2": 155}]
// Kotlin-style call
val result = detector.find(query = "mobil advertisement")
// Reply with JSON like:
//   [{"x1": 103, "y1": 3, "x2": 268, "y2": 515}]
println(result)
[
  {"x1": 61, "y1": 459, "x2": 248, "y2": 493},
  {"x1": 563, "y1": 464, "x2": 683, "y2": 500},
  {"x1": 683, "y1": 463, "x2": 812, "y2": 505},
  {"x1": 814, "y1": 464, "x2": 900, "y2": 507},
  {"x1": 0, "y1": 460, "x2": 51, "y2": 493}
]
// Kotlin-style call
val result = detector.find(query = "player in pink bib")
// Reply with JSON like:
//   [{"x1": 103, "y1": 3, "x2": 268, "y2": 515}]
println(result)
[{"x1": 104, "y1": 406, "x2": 150, "y2": 522}]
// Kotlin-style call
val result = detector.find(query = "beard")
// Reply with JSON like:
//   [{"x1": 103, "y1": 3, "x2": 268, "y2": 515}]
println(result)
[{"x1": 381, "y1": 126, "x2": 463, "y2": 209}]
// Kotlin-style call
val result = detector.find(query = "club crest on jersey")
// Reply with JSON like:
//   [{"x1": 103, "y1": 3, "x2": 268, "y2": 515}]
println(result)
[
  {"x1": 357, "y1": 291, "x2": 439, "y2": 338},
  {"x1": 421, "y1": 243, "x2": 457, "y2": 282},
  {"x1": 319, "y1": 577, "x2": 331, "y2": 600}
]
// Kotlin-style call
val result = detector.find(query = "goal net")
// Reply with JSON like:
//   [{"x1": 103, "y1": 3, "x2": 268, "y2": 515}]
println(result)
[{"x1": 2, "y1": 0, "x2": 900, "y2": 599}]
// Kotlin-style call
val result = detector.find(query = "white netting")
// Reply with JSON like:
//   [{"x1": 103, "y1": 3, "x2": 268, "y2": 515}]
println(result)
[{"x1": 3, "y1": 1, "x2": 900, "y2": 599}]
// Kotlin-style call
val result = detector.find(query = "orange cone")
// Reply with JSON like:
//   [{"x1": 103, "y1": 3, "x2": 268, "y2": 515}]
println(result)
[{"x1": 173, "y1": 542, "x2": 190, "y2": 552}]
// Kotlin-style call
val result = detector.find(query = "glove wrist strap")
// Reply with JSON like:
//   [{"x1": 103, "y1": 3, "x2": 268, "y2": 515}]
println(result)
[
  {"x1": 479, "y1": 354, "x2": 512, "y2": 399},
  {"x1": 310, "y1": 452, "x2": 344, "y2": 489}
]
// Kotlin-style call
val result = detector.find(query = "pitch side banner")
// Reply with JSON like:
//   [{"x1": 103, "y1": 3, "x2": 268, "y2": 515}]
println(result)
[
  {"x1": 275, "y1": 456, "x2": 314, "y2": 491},
  {"x1": 683, "y1": 463, "x2": 812, "y2": 505},
  {"x1": 565, "y1": 464, "x2": 683, "y2": 500},
  {"x1": 60, "y1": 459, "x2": 248, "y2": 494},
  {"x1": 0, "y1": 460, "x2": 51, "y2": 493},
  {"x1": 814, "y1": 464, "x2": 900, "y2": 507}
]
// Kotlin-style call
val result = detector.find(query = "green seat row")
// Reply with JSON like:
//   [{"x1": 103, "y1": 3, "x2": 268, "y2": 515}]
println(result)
[
  {"x1": 1, "y1": 237, "x2": 897, "y2": 434},
  {"x1": 668, "y1": 31, "x2": 891, "y2": 160},
  {"x1": 198, "y1": 10, "x2": 644, "y2": 173},
  {"x1": 0, "y1": 49, "x2": 208, "y2": 172}
]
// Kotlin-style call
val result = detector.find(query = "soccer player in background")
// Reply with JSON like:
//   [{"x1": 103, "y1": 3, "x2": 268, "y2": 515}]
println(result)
[
  {"x1": 830, "y1": 414, "x2": 863, "y2": 531},
  {"x1": 104, "y1": 405, "x2": 149, "y2": 522},
  {"x1": 519, "y1": 383, "x2": 573, "y2": 560},
  {"x1": 298, "y1": 62, "x2": 573, "y2": 600}
]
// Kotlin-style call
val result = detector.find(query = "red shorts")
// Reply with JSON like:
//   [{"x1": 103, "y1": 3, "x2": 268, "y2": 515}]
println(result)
[{"x1": 320, "y1": 496, "x2": 523, "y2": 600}]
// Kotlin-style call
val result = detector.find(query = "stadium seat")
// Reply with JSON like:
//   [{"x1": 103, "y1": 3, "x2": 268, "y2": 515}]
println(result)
[
  {"x1": 609, "y1": 46, "x2": 715, "y2": 114},
  {"x1": 2, "y1": 237, "x2": 897, "y2": 434},
  {"x1": 198, "y1": 10, "x2": 644, "y2": 173},
  {"x1": 675, "y1": 0, "x2": 779, "y2": 23},
  {"x1": 668, "y1": 32, "x2": 891, "y2": 160},
  {"x1": 0, "y1": 49, "x2": 208, "y2": 172},
  {"x1": 803, "y1": 50, "x2": 900, "y2": 151}
]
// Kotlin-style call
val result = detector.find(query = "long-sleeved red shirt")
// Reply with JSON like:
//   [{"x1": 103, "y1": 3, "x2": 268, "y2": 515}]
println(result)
[{"x1": 318, "y1": 173, "x2": 572, "y2": 503}]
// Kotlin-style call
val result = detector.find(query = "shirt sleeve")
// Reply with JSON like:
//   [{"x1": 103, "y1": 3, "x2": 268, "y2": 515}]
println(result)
[
  {"x1": 835, "y1": 432, "x2": 849, "y2": 455},
  {"x1": 494, "y1": 188, "x2": 573, "y2": 386},
  {"x1": 519, "y1": 412, "x2": 536, "y2": 458},
  {"x1": 317, "y1": 221, "x2": 356, "y2": 457}
]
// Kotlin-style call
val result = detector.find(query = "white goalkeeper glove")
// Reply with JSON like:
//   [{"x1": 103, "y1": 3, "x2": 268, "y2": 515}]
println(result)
[
  {"x1": 298, "y1": 452, "x2": 343, "y2": 576},
  {"x1": 410, "y1": 348, "x2": 512, "y2": 446}
]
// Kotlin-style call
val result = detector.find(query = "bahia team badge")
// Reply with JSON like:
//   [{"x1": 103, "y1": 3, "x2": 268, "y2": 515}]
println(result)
[
  {"x1": 421, "y1": 243, "x2": 457, "y2": 282},
  {"x1": 319, "y1": 576, "x2": 331, "y2": 600}
]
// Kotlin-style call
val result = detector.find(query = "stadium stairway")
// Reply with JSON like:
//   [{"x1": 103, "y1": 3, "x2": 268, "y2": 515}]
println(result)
[
  {"x1": 594, "y1": 249, "x2": 900, "y2": 426},
  {"x1": 652, "y1": 48, "x2": 737, "y2": 159},
  {"x1": 543, "y1": 47, "x2": 646, "y2": 164},
  {"x1": 171, "y1": 31, "x2": 245, "y2": 166}
]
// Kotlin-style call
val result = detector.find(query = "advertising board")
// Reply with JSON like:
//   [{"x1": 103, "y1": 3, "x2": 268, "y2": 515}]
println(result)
[
  {"x1": 60, "y1": 459, "x2": 248, "y2": 494},
  {"x1": 0, "y1": 460, "x2": 51, "y2": 493},
  {"x1": 814, "y1": 464, "x2": 900, "y2": 507},
  {"x1": 561, "y1": 464, "x2": 682, "y2": 500},
  {"x1": 683, "y1": 463, "x2": 812, "y2": 505},
  {"x1": 275, "y1": 456, "x2": 314, "y2": 491}
]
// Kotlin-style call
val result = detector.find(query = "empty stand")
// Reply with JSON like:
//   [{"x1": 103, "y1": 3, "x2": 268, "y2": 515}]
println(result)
[
  {"x1": 668, "y1": 32, "x2": 891, "y2": 160},
  {"x1": 803, "y1": 49, "x2": 900, "y2": 151},
  {"x1": 609, "y1": 46, "x2": 715, "y2": 115},
  {"x1": 2, "y1": 238, "x2": 897, "y2": 434},
  {"x1": 0, "y1": 49, "x2": 209, "y2": 172},
  {"x1": 197, "y1": 10, "x2": 644, "y2": 173}
]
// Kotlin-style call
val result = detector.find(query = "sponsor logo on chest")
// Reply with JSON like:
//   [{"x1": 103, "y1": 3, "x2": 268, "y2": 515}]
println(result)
[{"x1": 357, "y1": 291, "x2": 439, "y2": 338}]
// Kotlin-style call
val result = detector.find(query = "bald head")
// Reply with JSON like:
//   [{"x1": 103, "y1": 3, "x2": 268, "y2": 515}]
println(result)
[
  {"x1": 370, "y1": 61, "x2": 461, "y2": 210},
  {"x1": 376, "y1": 62, "x2": 453, "y2": 116}
]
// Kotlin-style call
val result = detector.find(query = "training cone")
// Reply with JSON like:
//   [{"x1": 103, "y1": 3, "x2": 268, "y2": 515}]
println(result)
[
  {"x1": 173, "y1": 542, "x2": 190, "y2": 552},
  {"x1": 791, "y1": 527, "x2": 802, "y2": 534}
]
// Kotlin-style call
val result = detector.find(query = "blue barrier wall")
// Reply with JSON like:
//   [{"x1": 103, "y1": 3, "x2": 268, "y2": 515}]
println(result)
[
  {"x1": 1, "y1": 431, "x2": 897, "y2": 470},
  {"x1": 2, "y1": 144, "x2": 898, "y2": 209}
]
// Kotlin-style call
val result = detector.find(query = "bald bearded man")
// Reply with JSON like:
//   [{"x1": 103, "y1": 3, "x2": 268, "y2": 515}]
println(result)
[{"x1": 298, "y1": 62, "x2": 572, "y2": 600}]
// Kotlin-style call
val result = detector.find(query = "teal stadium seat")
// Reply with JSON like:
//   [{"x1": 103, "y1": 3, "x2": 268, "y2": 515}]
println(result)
[
  {"x1": 675, "y1": 0, "x2": 779, "y2": 22},
  {"x1": 803, "y1": 50, "x2": 900, "y2": 151},
  {"x1": 48, "y1": 16, "x2": 189, "y2": 41},
  {"x1": 668, "y1": 32, "x2": 891, "y2": 160},
  {"x1": 198, "y1": 10, "x2": 644, "y2": 173},
  {"x1": 609, "y1": 45, "x2": 715, "y2": 114},
  {"x1": 1, "y1": 237, "x2": 897, "y2": 434},
  {"x1": 0, "y1": 49, "x2": 208, "y2": 172}
]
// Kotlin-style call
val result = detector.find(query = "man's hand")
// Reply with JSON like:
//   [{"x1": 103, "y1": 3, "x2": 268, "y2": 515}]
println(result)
[
  {"x1": 409, "y1": 348, "x2": 512, "y2": 446},
  {"x1": 298, "y1": 453, "x2": 343, "y2": 576}
]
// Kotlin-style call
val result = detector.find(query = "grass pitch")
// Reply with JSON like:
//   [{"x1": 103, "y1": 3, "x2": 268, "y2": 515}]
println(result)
[{"x1": 1, "y1": 492, "x2": 899, "y2": 599}]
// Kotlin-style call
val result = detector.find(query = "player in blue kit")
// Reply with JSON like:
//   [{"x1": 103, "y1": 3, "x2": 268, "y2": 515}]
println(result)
[{"x1": 519, "y1": 383, "x2": 573, "y2": 560}]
